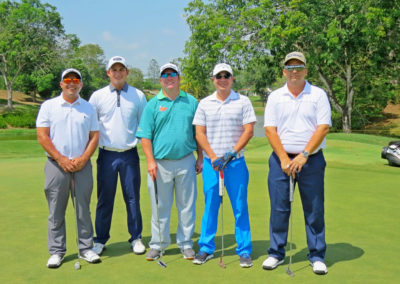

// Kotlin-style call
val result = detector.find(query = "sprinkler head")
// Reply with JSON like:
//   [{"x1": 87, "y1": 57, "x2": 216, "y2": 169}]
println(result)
[{"x1": 74, "y1": 261, "x2": 81, "y2": 270}]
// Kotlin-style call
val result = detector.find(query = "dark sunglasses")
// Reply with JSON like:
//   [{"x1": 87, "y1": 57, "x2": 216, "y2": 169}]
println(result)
[
  {"x1": 284, "y1": 65, "x2": 306, "y2": 72},
  {"x1": 161, "y1": 72, "x2": 178, "y2": 78},
  {"x1": 63, "y1": 78, "x2": 81, "y2": 84},
  {"x1": 215, "y1": 73, "x2": 231, "y2": 79}
]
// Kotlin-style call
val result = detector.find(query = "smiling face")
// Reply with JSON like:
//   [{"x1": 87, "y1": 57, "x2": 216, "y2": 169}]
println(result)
[
  {"x1": 160, "y1": 68, "x2": 180, "y2": 94},
  {"x1": 283, "y1": 59, "x2": 308, "y2": 87},
  {"x1": 107, "y1": 63, "x2": 129, "y2": 89},
  {"x1": 212, "y1": 71, "x2": 233, "y2": 96},
  {"x1": 60, "y1": 73, "x2": 82, "y2": 103}
]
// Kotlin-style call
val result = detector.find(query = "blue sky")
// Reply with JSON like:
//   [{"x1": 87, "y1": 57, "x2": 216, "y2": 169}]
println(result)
[{"x1": 45, "y1": 0, "x2": 192, "y2": 73}]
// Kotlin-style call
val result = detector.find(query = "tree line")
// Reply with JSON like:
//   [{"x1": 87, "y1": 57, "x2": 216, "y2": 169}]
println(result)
[{"x1": 1, "y1": 0, "x2": 399, "y2": 132}]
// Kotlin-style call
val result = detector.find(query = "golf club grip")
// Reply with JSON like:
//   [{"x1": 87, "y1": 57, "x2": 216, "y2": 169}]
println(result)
[
  {"x1": 289, "y1": 176, "x2": 294, "y2": 202},
  {"x1": 219, "y1": 171, "x2": 224, "y2": 196},
  {"x1": 154, "y1": 178, "x2": 159, "y2": 206}
]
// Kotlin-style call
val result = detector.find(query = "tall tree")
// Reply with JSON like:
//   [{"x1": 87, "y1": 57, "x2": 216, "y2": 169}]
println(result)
[
  {"x1": 127, "y1": 67, "x2": 144, "y2": 89},
  {"x1": 0, "y1": 0, "x2": 64, "y2": 109},
  {"x1": 184, "y1": 0, "x2": 400, "y2": 132},
  {"x1": 147, "y1": 59, "x2": 160, "y2": 86}
]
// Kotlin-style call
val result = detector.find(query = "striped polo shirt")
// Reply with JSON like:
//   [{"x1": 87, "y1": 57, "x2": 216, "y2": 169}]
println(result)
[{"x1": 193, "y1": 90, "x2": 256, "y2": 158}]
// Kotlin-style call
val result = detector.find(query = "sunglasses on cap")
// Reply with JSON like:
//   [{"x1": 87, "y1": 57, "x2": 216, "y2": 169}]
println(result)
[
  {"x1": 284, "y1": 65, "x2": 306, "y2": 72},
  {"x1": 215, "y1": 73, "x2": 231, "y2": 79},
  {"x1": 161, "y1": 72, "x2": 178, "y2": 78},
  {"x1": 63, "y1": 78, "x2": 81, "y2": 84}
]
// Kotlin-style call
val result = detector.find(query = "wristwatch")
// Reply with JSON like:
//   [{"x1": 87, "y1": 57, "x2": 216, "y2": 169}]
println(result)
[{"x1": 302, "y1": 150, "x2": 309, "y2": 158}]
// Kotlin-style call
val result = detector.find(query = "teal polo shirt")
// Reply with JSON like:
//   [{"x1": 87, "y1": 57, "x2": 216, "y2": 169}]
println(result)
[{"x1": 136, "y1": 90, "x2": 198, "y2": 160}]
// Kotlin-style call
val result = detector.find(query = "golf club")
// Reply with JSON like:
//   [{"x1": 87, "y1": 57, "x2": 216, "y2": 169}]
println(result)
[
  {"x1": 153, "y1": 178, "x2": 167, "y2": 268},
  {"x1": 286, "y1": 175, "x2": 295, "y2": 277},
  {"x1": 218, "y1": 170, "x2": 226, "y2": 269},
  {"x1": 70, "y1": 173, "x2": 81, "y2": 270}
]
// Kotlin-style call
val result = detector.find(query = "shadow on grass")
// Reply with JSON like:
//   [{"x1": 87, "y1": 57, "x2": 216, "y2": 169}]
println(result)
[{"x1": 290, "y1": 242, "x2": 364, "y2": 268}]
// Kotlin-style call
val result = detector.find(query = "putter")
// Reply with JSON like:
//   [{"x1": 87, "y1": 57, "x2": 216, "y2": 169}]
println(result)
[
  {"x1": 286, "y1": 175, "x2": 295, "y2": 277},
  {"x1": 70, "y1": 173, "x2": 81, "y2": 270},
  {"x1": 153, "y1": 178, "x2": 167, "y2": 268},
  {"x1": 218, "y1": 170, "x2": 226, "y2": 269}
]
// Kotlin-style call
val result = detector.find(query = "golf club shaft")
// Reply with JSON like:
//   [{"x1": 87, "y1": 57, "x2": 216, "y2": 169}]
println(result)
[
  {"x1": 287, "y1": 176, "x2": 295, "y2": 276},
  {"x1": 219, "y1": 171, "x2": 225, "y2": 267},
  {"x1": 154, "y1": 178, "x2": 166, "y2": 267},
  {"x1": 71, "y1": 173, "x2": 80, "y2": 258}
]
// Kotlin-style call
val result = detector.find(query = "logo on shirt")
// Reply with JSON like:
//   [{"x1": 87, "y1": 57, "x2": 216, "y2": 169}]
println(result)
[{"x1": 159, "y1": 106, "x2": 167, "y2": 112}]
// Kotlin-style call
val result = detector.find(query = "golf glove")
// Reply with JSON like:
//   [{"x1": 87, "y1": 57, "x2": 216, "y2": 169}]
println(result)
[
  {"x1": 212, "y1": 157, "x2": 224, "y2": 171},
  {"x1": 222, "y1": 149, "x2": 237, "y2": 169}
]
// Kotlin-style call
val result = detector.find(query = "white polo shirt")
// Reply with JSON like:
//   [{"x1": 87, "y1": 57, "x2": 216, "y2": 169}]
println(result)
[
  {"x1": 193, "y1": 90, "x2": 256, "y2": 158},
  {"x1": 89, "y1": 83, "x2": 147, "y2": 150},
  {"x1": 36, "y1": 94, "x2": 99, "y2": 159},
  {"x1": 264, "y1": 81, "x2": 332, "y2": 153}
]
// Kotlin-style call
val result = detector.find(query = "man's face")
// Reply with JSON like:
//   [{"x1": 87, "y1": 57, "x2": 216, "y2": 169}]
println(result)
[
  {"x1": 60, "y1": 73, "x2": 82, "y2": 97},
  {"x1": 107, "y1": 63, "x2": 129, "y2": 88},
  {"x1": 283, "y1": 59, "x2": 308, "y2": 85},
  {"x1": 160, "y1": 69, "x2": 180, "y2": 92},
  {"x1": 212, "y1": 71, "x2": 233, "y2": 93}
]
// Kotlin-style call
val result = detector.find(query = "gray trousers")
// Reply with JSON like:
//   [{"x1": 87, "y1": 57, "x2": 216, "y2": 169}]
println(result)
[
  {"x1": 44, "y1": 158, "x2": 94, "y2": 255},
  {"x1": 148, "y1": 153, "x2": 197, "y2": 251}
]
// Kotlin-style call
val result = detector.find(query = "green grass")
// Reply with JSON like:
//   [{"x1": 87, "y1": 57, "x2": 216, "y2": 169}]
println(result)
[{"x1": 0, "y1": 131, "x2": 399, "y2": 283}]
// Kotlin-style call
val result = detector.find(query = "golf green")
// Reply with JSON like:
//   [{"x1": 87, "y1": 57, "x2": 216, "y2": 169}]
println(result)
[{"x1": 0, "y1": 132, "x2": 398, "y2": 283}]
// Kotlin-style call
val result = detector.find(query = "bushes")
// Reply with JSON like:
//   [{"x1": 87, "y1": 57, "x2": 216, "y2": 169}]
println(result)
[{"x1": 0, "y1": 107, "x2": 38, "y2": 128}]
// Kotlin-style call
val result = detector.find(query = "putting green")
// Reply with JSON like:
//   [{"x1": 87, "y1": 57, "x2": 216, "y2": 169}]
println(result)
[{"x1": 0, "y1": 132, "x2": 399, "y2": 283}]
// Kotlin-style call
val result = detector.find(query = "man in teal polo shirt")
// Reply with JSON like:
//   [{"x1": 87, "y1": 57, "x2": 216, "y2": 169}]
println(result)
[{"x1": 136, "y1": 63, "x2": 203, "y2": 261}]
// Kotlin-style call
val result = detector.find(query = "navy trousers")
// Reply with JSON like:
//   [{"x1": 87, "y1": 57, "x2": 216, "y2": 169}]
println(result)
[
  {"x1": 267, "y1": 151, "x2": 326, "y2": 263},
  {"x1": 94, "y1": 147, "x2": 142, "y2": 244}
]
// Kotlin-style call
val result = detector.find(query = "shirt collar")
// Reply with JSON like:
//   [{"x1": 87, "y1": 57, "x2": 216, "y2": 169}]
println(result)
[
  {"x1": 59, "y1": 93, "x2": 81, "y2": 105},
  {"x1": 283, "y1": 80, "x2": 311, "y2": 97},
  {"x1": 156, "y1": 89, "x2": 187, "y2": 100},
  {"x1": 109, "y1": 83, "x2": 128, "y2": 93},
  {"x1": 210, "y1": 90, "x2": 239, "y2": 101}
]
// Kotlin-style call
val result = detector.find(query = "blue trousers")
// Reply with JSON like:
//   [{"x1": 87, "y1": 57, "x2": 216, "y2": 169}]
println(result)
[
  {"x1": 267, "y1": 151, "x2": 326, "y2": 263},
  {"x1": 198, "y1": 157, "x2": 252, "y2": 256},
  {"x1": 94, "y1": 147, "x2": 142, "y2": 244}
]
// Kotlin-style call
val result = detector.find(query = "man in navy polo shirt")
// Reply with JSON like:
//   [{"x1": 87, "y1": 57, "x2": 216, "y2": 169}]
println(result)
[
  {"x1": 136, "y1": 63, "x2": 202, "y2": 261},
  {"x1": 89, "y1": 56, "x2": 147, "y2": 256}
]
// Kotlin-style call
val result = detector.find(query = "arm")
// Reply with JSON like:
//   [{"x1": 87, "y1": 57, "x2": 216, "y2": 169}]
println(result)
[
  {"x1": 71, "y1": 131, "x2": 99, "y2": 172},
  {"x1": 232, "y1": 122, "x2": 255, "y2": 153},
  {"x1": 37, "y1": 127, "x2": 75, "y2": 172},
  {"x1": 265, "y1": 126, "x2": 292, "y2": 176},
  {"x1": 141, "y1": 138, "x2": 157, "y2": 180},
  {"x1": 195, "y1": 141, "x2": 203, "y2": 174},
  {"x1": 289, "y1": 124, "x2": 330, "y2": 174}
]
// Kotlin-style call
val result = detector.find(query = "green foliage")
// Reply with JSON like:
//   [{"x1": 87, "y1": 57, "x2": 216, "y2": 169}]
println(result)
[
  {"x1": 1, "y1": 106, "x2": 38, "y2": 128},
  {"x1": 183, "y1": 0, "x2": 400, "y2": 131},
  {"x1": 0, "y1": 115, "x2": 7, "y2": 128},
  {"x1": 127, "y1": 67, "x2": 145, "y2": 89}
]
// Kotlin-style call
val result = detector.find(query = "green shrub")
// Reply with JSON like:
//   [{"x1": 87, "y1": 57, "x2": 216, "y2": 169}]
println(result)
[
  {"x1": 2, "y1": 108, "x2": 38, "y2": 128},
  {"x1": 0, "y1": 116, "x2": 7, "y2": 129}
]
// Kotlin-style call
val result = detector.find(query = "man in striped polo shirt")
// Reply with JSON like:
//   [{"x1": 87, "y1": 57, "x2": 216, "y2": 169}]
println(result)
[{"x1": 192, "y1": 63, "x2": 256, "y2": 268}]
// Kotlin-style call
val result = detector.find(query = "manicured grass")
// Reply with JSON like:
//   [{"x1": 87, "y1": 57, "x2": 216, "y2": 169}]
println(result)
[{"x1": 0, "y1": 132, "x2": 399, "y2": 283}]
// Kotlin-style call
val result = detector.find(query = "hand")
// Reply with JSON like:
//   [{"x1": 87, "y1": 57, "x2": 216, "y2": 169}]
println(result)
[
  {"x1": 71, "y1": 156, "x2": 89, "y2": 172},
  {"x1": 57, "y1": 156, "x2": 76, "y2": 172},
  {"x1": 222, "y1": 149, "x2": 237, "y2": 169},
  {"x1": 288, "y1": 154, "x2": 308, "y2": 176},
  {"x1": 147, "y1": 160, "x2": 157, "y2": 180},
  {"x1": 195, "y1": 158, "x2": 203, "y2": 174},
  {"x1": 211, "y1": 157, "x2": 224, "y2": 171}
]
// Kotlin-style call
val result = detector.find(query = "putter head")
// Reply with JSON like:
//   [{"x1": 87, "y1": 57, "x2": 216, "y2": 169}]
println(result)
[
  {"x1": 158, "y1": 259, "x2": 167, "y2": 268},
  {"x1": 286, "y1": 267, "x2": 294, "y2": 277},
  {"x1": 218, "y1": 258, "x2": 226, "y2": 269}
]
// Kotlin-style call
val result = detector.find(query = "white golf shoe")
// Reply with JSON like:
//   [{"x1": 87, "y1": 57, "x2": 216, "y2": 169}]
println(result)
[
  {"x1": 79, "y1": 250, "x2": 101, "y2": 263},
  {"x1": 47, "y1": 254, "x2": 64, "y2": 268},
  {"x1": 312, "y1": 261, "x2": 328, "y2": 275},
  {"x1": 131, "y1": 238, "x2": 146, "y2": 255},
  {"x1": 92, "y1": 242, "x2": 105, "y2": 255},
  {"x1": 262, "y1": 256, "x2": 284, "y2": 270}
]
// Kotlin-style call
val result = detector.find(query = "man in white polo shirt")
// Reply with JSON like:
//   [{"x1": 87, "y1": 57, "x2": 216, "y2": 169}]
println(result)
[
  {"x1": 37, "y1": 68, "x2": 100, "y2": 268},
  {"x1": 263, "y1": 52, "x2": 331, "y2": 275},
  {"x1": 192, "y1": 63, "x2": 256, "y2": 268},
  {"x1": 89, "y1": 56, "x2": 147, "y2": 256}
]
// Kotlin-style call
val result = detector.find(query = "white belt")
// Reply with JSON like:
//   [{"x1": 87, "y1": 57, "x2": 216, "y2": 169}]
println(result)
[{"x1": 100, "y1": 146, "x2": 134, "y2": 152}]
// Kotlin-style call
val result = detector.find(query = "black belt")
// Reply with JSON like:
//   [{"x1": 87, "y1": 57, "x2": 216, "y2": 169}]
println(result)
[
  {"x1": 286, "y1": 149, "x2": 322, "y2": 159},
  {"x1": 47, "y1": 156, "x2": 56, "y2": 162}
]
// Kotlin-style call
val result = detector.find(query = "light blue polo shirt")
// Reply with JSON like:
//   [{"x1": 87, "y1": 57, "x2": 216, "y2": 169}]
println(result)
[{"x1": 136, "y1": 90, "x2": 198, "y2": 160}]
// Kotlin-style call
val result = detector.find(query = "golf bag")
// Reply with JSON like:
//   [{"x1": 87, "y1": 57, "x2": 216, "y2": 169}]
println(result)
[{"x1": 381, "y1": 141, "x2": 400, "y2": 167}]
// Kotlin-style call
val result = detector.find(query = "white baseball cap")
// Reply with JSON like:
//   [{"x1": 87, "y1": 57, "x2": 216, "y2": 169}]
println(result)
[
  {"x1": 107, "y1": 56, "x2": 128, "y2": 70},
  {"x1": 212, "y1": 63, "x2": 233, "y2": 76},
  {"x1": 61, "y1": 68, "x2": 81, "y2": 80},
  {"x1": 159, "y1": 63, "x2": 180, "y2": 76}
]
